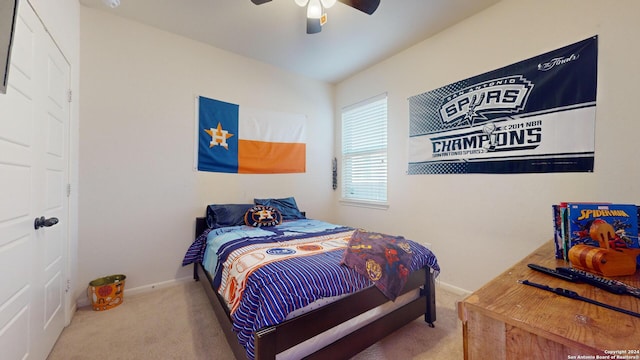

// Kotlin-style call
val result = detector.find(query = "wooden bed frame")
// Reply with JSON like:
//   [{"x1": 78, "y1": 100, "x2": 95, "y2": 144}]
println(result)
[{"x1": 192, "y1": 217, "x2": 437, "y2": 360}]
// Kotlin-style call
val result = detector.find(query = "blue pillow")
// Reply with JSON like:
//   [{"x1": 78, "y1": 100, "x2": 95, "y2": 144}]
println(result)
[
  {"x1": 206, "y1": 204, "x2": 254, "y2": 228},
  {"x1": 254, "y1": 197, "x2": 306, "y2": 220}
]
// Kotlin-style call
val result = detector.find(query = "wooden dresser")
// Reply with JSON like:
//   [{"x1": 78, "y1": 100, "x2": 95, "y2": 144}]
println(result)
[{"x1": 458, "y1": 240, "x2": 640, "y2": 359}]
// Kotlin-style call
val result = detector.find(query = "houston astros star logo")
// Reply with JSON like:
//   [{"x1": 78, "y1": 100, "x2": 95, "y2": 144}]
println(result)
[{"x1": 205, "y1": 122, "x2": 234, "y2": 149}]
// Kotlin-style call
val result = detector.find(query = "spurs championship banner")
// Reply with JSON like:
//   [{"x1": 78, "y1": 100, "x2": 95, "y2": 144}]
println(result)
[
  {"x1": 196, "y1": 96, "x2": 306, "y2": 174},
  {"x1": 408, "y1": 36, "x2": 597, "y2": 175}
]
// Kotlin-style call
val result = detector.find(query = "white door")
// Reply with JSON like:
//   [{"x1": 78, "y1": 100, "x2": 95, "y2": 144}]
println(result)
[{"x1": 0, "y1": 1, "x2": 70, "y2": 359}]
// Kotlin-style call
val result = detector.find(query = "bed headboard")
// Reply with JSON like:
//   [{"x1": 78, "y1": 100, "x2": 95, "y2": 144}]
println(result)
[{"x1": 195, "y1": 217, "x2": 207, "y2": 238}]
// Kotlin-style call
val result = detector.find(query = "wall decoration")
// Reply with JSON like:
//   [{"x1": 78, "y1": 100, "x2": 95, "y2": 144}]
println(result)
[
  {"x1": 196, "y1": 96, "x2": 306, "y2": 174},
  {"x1": 332, "y1": 157, "x2": 338, "y2": 190},
  {"x1": 408, "y1": 36, "x2": 597, "y2": 175}
]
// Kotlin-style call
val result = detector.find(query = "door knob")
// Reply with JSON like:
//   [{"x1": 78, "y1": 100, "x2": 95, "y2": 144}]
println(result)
[{"x1": 34, "y1": 216, "x2": 59, "y2": 230}]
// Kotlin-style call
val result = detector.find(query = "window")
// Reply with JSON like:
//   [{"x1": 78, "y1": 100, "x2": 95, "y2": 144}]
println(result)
[{"x1": 341, "y1": 93, "x2": 387, "y2": 204}]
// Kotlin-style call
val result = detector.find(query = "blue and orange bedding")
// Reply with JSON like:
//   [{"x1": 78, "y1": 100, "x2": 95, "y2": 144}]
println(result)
[{"x1": 183, "y1": 219, "x2": 439, "y2": 360}]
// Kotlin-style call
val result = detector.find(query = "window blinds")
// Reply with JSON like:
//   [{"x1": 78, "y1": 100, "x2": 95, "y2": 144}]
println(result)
[{"x1": 341, "y1": 94, "x2": 387, "y2": 203}]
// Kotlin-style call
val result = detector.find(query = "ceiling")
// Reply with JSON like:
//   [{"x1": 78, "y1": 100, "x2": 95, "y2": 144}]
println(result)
[{"x1": 79, "y1": 0, "x2": 500, "y2": 84}]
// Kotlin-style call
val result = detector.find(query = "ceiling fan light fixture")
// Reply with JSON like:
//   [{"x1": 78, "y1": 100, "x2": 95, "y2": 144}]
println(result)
[
  {"x1": 307, "y1": 0, "x2": 322, "y2": 19},
  {"x1": 252, "y1": 0, "x2": 380, "y2": 34}
]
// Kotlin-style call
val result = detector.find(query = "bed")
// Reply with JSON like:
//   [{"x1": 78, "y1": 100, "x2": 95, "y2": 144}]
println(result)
[{"x1": 183, "y1": 199, "x2": 440, "y2": 360}]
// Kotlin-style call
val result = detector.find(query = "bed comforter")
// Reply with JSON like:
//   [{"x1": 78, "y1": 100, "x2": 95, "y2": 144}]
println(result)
[{"x1": 183, "y1": 219, "x2": 439, "y2": 359}]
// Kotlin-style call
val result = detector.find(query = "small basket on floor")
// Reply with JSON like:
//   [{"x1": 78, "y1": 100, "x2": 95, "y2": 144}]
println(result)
[{"x1": 88, "y1": 274, "x2": 126, "y2": 311}]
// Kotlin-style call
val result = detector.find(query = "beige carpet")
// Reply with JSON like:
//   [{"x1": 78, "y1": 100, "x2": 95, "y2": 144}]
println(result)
[{"x1": 47, "y1": 280, "x2": 466, "y2": 360}]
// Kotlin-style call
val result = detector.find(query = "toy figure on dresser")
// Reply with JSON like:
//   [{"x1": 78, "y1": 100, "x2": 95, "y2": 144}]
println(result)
[{"x1": 569, "y1": 214, "x2": 640, "y2": 277}]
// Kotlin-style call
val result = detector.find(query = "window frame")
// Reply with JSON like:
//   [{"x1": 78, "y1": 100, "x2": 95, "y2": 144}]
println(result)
[{"x1": 339, "y1": 93, "x2": 388, "y2": 208}]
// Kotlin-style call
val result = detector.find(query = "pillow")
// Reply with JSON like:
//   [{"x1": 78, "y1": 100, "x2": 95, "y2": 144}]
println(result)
[
  {"x1": 206, "y1": 204, "x2": 254, "y2": 228},
  {"x1": 254, "y1": 197, "x2": 306, "y2": 220},
  {"x1": 244, "y1": 205, "x2": 283, "y2": 227}
]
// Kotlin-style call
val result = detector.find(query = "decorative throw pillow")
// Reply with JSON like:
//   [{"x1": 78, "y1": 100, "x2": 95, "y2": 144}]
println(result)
[
  {"x1": 244, "y1": 205, "x2": 283, "y2": 227},
  {"x1": 254, "y1": 197, "x2": 306, "y2": 220},
  {"x1": 206, "y1": 204, "x2": 254, "y2": 228}
]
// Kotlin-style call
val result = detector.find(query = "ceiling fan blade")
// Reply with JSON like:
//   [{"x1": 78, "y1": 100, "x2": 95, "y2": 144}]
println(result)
[
  {"x1": 307, "y1": 18, "x2": 322, "y2": 34},
  {"x1": 251, "y1": 0, "x2": 272, "y2": 4},
  {"x1": 337, "y1": 0, "x2": 380, "y2": 15}
]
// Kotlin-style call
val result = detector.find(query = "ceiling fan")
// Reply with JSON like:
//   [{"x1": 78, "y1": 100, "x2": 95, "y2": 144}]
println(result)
[{"x1": 251, "y1": 0, "x2": 381, "y2": 34}]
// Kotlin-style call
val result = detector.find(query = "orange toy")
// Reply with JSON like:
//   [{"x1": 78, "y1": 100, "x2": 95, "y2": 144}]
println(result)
[{"x1": 568, "y1": 220, "x2": 640, "y2": 277}]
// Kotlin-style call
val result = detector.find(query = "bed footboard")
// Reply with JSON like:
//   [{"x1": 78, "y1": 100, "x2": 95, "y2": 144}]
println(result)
[
  {"x1": 254, "y1": 267, "x2": 436, "y2": 360},
  {"x1": 424, "y1": 264, "x2": 437, "y2": 327}
]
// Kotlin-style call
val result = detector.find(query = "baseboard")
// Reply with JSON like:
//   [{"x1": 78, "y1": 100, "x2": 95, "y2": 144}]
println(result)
[
  {"x1": 435, "y1": 280, "x2": 472, "y2": 297},
  {"x1": 75, "y1": 276, "x2": 194, "y2": 308},
  {"x1": 74, "y1": 276, "x2": 472, "y2": 308},
  {"x1": 65, "y1": 301, "x2": 77, "y2": 326}
]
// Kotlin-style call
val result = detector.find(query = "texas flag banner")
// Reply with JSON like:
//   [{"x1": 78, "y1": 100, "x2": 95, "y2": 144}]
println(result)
[{"x1": 196, "y1": 96, "x2": 306, "y2": 174}]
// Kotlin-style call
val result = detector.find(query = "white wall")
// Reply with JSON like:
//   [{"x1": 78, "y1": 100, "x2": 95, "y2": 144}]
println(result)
[
  {"x1": 79, "y1": 0, "x2": 640, "y2": 298},
  {"x1": 78, "y1": 7, "x2": 335, "y2": 300},
  {"x1": 335, "y1": 0, "x2": 640, "y2": 292}
]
